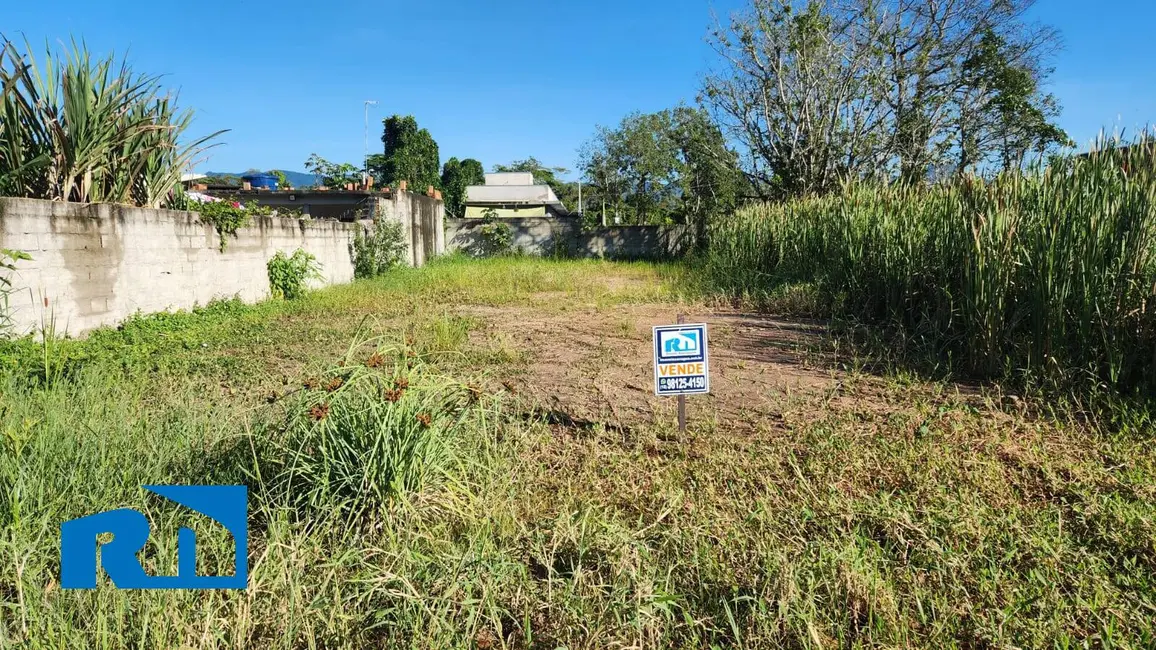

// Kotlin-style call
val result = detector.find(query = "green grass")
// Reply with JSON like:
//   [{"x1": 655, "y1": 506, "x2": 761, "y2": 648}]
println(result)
[
  {"x1": 2, "y1": 256, "x2": 1155, "y2": 648},
  {"x1": 701, "y1": 140, "x2": 1156, "y2": 424}
]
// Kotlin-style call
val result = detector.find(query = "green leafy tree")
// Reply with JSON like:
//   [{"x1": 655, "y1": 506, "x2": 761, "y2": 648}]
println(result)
[
  {"x1": 956, "y1": 30, "x2": 1072, "y2": 173},
  {"x1": 267, "y1": 169, "x2": 290, "y2": 189},
  {"x1": 304, "y1": 154, "x2": 360, "y2": 188},
  {"x1": 579, "y1": 106, "x2": 742, "y2": 236},
  {"x1": 369, "y1": 115, "x2": 440, "y2": 191},
  {"x1": 440, "y1": 157, "x2": 484, "y2": 217},
  {"x1": 672, "y1": 106, "x2": 743, "y2": 247}
]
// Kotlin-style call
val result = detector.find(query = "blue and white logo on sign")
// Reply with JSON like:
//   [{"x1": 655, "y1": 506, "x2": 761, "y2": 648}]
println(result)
[
  {"x1": 60, "y1": 485, "x2": 248, "y2": 590},
  {"x1": 653, "y1": 323, "x2": 710, "y2": 395},
  {"x1": 655, "y1": 324, "x2": 706, "y2": 364},
  {"x1": 660, "y1": 330, "x2": 700, "y2": 357}
]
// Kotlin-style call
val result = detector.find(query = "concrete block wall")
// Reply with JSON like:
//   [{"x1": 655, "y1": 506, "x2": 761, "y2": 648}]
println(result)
[
  {"x1": 206, "y1": 189, "x2": 446, "y2": 268},
  {"x1": 579, "y1": 225, "x2": 690, "y2": 259},
  {"x1": 370, "y1": 191, "x2": 446, "y2": 267},
  {"x1": 445, "y1": 216, "x2": 689, "y2": 259},
  {"x1": 446, "y1": 217, "x2": 577, "y2": 257},
  {"x1": 0, "y1": 197, "x2": 360, "y2": 336}
]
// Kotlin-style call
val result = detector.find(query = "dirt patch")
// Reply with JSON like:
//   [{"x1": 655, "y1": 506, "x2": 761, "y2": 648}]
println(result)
[{"x1": 461, "y1": 302, "x2": 844, "y2": 433}]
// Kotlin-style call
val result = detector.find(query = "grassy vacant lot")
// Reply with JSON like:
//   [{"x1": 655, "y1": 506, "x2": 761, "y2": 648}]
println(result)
[{"x1": 2, "y1": 256, "x2": 1154, "y2": 649}]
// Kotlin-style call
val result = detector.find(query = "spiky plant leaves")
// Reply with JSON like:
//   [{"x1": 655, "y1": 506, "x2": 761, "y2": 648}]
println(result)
[
  {"x1": 0, "y1": 36, "x2": 224, "y2": 207},
  {"x1": 267, "y1": 339, "x2": 479, "y2": 520}
]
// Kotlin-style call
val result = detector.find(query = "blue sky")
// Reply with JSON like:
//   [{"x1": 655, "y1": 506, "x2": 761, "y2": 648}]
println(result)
[{"x1": 6, "y1": 0, "x2": 1154, "y2": 177}]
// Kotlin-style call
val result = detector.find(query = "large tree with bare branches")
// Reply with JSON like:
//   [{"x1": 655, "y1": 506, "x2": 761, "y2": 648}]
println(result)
[{"x1": 701, "y1": 0, "x2": 1068, "y2": 198}]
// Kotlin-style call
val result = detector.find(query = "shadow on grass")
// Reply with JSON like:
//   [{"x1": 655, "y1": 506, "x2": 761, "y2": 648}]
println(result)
[{"x1": 520, "y1": 406, "x2": 633, "y2": 435}]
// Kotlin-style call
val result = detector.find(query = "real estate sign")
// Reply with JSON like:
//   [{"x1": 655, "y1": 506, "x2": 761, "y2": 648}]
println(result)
[{"x1": 653, "y1": 323, "x2": 710, "y2": 396}]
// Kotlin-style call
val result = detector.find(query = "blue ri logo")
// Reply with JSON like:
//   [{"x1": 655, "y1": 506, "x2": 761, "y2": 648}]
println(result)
[
  {"x1": 60, "y1": 485, "x2": 248, "y2": 590},
  {"x1": 660, "y1": 330, "x2": 700, "y2": 357}
]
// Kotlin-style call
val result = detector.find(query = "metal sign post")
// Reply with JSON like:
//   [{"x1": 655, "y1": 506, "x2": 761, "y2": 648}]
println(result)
[
  {"x1": 677, "y1": 314, "x2": 687, "y2": 434},
  {"x1": 653, "y1": 316, "x2": 710, "y2": 434}
]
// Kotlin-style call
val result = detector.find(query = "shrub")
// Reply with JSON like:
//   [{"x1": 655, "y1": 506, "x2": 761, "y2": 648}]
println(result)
[
  {"x1": 549, "y1": 228, "x2": 572, "y2": 259},
  {"x1": 478, "y1": 208, "x2": 513, "y2": 256},
  {"x1": 265, "y1": 340, "x2": 475, "y2": 515},
  {"x1": 0, "y1": 39, "x2": 222, "y2": 207},
  {"x1": 267, "y1": 249, "x2": 322, "y2": 300},
  {"x1": 351, "y1": 216, "x2": 408, "y2": 278}
]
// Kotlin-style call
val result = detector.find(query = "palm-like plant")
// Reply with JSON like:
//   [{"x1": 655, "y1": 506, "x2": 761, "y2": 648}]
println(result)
[{"x1": 0, "y1": 37, "x2": 223, "y2": 207}]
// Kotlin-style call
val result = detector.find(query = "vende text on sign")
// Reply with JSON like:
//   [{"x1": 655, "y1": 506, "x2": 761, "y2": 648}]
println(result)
[{"x1": 652, "y1": 323, "x2": 710, "y2": 396}]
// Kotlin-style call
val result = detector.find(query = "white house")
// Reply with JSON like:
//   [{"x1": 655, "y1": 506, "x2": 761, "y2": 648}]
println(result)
[{"x1": 464, "y1": 172, "x2": 568, "y2": 218}]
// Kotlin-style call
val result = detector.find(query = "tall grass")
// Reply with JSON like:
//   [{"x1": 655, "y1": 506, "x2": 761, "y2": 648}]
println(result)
[
  {"x1": 0, "y1": 37, "x2": 222, "y2": 207},
  {"x1": 267, "y1": 337, "x2": 475, "y2": 516},
  {"x1": 704, "y1": 137, "x2": 1156, "y2": 407}
]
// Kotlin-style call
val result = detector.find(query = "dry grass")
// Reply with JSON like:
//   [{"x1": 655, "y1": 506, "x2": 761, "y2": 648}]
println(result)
[{"x1": 1, "y1": 256, "x2": 1153, "y2": 648}]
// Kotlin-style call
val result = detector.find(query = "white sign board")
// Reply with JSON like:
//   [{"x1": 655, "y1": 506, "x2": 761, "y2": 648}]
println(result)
[{"x1": 653, "y1": 323, "x2": 710, "y2": 396}]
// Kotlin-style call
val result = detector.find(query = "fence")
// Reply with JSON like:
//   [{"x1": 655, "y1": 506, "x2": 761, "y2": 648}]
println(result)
[
  {"x1": 445, "y1": 216, "x2": 689, "y2": 259},
  {"x1": 0, "y1": 194, "x2": 446, "y2": 336}
]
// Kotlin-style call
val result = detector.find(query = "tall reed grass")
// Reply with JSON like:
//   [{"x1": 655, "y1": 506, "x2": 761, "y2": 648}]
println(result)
[{"x1": 704, "y1": 137, "x2": 1156, "y2": 406}]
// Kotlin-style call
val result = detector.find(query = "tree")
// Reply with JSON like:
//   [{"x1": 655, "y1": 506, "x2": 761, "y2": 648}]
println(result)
[
  {"x1": 582, "y1": 112, "x2": 682, "y2": 224},
  {"x1": 672, "y1": 106, "x2": 744, "y2": 246},
  {"x1": 701, "y1": 0, "x2": 1066, "y2": 197},
  {"x1": 956, "y1": 30, "x2": 1072, "y2": 173},
  {"x1": 267, "y1": 170, "x2": 290, "y2": 188},
  {"x1": 579, "y1": 106, "x2": 742, "y2": 235},
  {"x1": 369, "y1": 115, "x2": 440, "y2": 191},
  {"x1": 440, "y1": 157, "x2": 484, "y2": 218},
  {"x1": 304, "y1": 154, "x2": 360, "y2": 188}
]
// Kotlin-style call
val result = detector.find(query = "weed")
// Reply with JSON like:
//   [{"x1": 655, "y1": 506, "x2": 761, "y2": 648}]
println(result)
[
  {"x1": 263, "y1": 339, "x2": 475, "y2": 517},
  {"x1": 703, "y1": 138, "x2": 1156, "y2": 417},
  {"x1": 350, "y1": 215, "x2": 408, "y2": 278},
  {"x1": 421, "y1": 312, "x2": 474, "y2": 356},
  {"x1": 267, "y1": 249, "x2": 322, "y2": 300},
  {"x1": 2, "y1": 258, "x2": 1151, "y2": 648},
  {"x1": 0, "y1": 248, "x2": 31, "y2": 338}
]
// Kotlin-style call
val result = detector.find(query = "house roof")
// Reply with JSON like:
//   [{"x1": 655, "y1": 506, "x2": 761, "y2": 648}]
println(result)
[
  {"x1": 465, "y1": 184, "x2": 559, "y2": 204},
  {"x1": 465, "y1": 172, "x2": 570, "y2": 214}
]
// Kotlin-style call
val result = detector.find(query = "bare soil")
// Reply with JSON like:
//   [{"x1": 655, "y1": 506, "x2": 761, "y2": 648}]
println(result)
[{"x1": 462, "y1": 301, "x2": 858, "y2": 434}]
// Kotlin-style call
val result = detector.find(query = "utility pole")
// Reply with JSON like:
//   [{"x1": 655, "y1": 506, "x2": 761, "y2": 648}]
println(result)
[{"x1": 363, "y1": 100, "x2": 379, "y2": 184}]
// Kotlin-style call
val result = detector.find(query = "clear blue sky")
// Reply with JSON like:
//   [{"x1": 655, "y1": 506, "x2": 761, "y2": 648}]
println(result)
[{"x1": 5, "y1": 0, "x2": 1153, "y2": 176}]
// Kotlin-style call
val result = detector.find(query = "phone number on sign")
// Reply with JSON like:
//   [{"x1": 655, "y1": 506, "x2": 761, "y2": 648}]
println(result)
[{"x1": 659, "y1": 376, "x2": 706, "y2": 391}]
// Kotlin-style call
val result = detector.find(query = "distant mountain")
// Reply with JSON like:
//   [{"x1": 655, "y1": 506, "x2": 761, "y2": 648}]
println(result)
[{"x1": 202, "y1": 170, "x2": 317, "y2": 188}]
